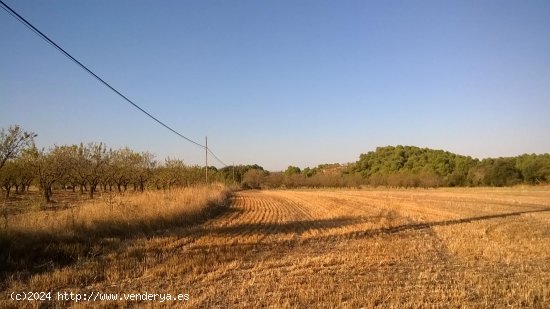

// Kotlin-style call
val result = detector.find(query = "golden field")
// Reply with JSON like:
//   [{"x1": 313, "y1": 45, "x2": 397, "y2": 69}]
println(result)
[{"x1": 1, "y1": 186, "x2": 549, "y2": 308}]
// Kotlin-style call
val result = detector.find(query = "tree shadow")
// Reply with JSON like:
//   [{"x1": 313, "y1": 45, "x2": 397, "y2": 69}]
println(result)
[
  {"x1": 186, "y1": 207, "x2": 550, "y2": 254},
  {"x1": 2, "y1": 194, "x2": 548, "y2": 285},
  {"x1": 350, "y1": 207, "x2": 550, "y2": 238},
  {"x1": 202, "y1": 216, "x2": 368, "y2": 236}
]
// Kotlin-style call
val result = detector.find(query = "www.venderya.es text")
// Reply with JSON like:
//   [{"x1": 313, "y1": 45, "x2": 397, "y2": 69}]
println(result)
[{"x1": 10, "y1": 291, "x2": 190, "y2": 303}]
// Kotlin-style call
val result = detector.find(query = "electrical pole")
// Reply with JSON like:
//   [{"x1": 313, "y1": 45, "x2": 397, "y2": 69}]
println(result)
[
  {"x1": 205, "y1": 136, "x2": 208, "y2": 184},
  {"x1": 232, "y1": 161, "x2": 235, "y2": 184}
]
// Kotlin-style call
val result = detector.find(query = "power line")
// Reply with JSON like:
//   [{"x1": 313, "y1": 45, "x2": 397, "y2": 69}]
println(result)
[
  {"x1": 0, "y1": 0, "x2": 203, "y2": 148},
  {"x1": 208, "y1": 148, "x2": 228, "y2": 167},
  {"x1": 1, "y1": 0, "x2": 229, "y2": 167}
]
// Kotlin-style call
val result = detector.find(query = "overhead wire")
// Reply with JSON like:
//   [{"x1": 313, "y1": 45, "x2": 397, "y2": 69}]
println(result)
[
  {"x1": 208, "y1": 148, "x2": 228, "y2": 167},
  {"x1": 0, "y1": 0, "x2": 229, "y2": 167}
]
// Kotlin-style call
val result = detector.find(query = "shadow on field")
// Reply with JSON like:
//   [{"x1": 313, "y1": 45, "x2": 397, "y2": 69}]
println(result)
[
  {"x1": 297, "y1": 207, "x2": 550, "y2": 245},
  {"x1": 203, "y1": 216, "x2": 368, "y2": 236},
  {"x1": 365, "y1": 208, "x2": 549, "y2": 235},
  {"x1": 186, "y1": 207, "x2": 550, "y2": 255},
  {"x1": 0, "y1": 195, "x2": 234, "y2": 281}
]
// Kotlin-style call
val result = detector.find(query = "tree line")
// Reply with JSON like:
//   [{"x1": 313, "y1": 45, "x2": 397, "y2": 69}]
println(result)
[
  {"x1": 347, "y1": 145, "x2": 550, "y2": 187},
  {"x1": 238, "y1": 163, "x2": 362, "y2": 189},
  {"x1": 2, "y1": 125, "x2": 549, "y2": 196},
  {"x1": 0, "y1": 125, "x2": 239, "y2": 202},
  {"x1": 238, "y1": 146, "x2": 550, "y2": 189}
]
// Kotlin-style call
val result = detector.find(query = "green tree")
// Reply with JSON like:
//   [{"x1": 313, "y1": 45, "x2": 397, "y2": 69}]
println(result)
[
  {"x1": 485, "y1": 158, "x2": 521, "y2": 186},
  {"x1": 284, "y1": 166, "x2": 301, "y2": 176},
  {"x1": 516, "y1": 154, "x2": 549, "y2": 184}
]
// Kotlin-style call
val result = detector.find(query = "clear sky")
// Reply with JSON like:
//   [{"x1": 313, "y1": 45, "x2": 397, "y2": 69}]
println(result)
[{"x1": 1, "y1": 0, "x2": 549, "y2": 171}]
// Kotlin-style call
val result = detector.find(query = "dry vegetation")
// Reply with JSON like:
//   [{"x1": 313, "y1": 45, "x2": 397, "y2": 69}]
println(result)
[
  {"x1": 1, "y1": 186, "x2": 550, "y2": 308},
  {"x1": 0, "y1": 185, "x2": 230, "y2": 281}
]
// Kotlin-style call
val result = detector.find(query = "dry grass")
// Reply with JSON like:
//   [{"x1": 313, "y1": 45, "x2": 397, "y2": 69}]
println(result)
[
  {"x1": 4, "y1": 185, "x2": 229, "y2": 236},
  {"x1": 0, "y1": 185, "x2": 230, "y2": 280},
  {"x1": 1, "y1": 186, "x2": 549, "y2": 308}
]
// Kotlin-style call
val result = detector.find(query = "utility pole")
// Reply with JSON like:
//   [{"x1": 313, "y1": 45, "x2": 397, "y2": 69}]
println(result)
[
  {"x1": 232, "y1": 161, "x2": 235, "y2": 184},
  {"x1": 205, "y1": 136, "x2": 208, "y2": 184}
]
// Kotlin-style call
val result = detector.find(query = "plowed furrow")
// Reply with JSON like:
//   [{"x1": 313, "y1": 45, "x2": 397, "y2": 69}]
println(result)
[{"x1": 176, "y1": 189, "x2": 549, "y2": 308}]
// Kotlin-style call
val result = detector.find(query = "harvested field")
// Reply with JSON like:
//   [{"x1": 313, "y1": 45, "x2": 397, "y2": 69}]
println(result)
[{"x1": 2, "y1": 187, "x2": 550, "y2": 307}]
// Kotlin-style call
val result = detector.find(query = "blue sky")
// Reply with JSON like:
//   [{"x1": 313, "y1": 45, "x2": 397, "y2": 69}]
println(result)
[{"x1": 1, "y1": 0, "x2": 549, "y2": 170}]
